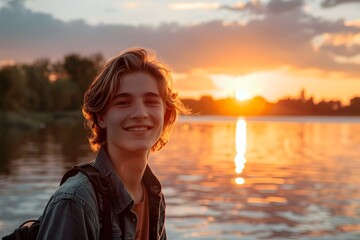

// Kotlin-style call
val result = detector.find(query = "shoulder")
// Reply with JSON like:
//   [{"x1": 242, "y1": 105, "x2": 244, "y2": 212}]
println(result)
[
  {"x1": 46, "y1": 172, "x2": 99, "y2": 220},
  {"x1": 37, "y1": 172, "x2": 101, "y2": 239},
  {"x1": 56, "y1": 172, "x2": 97, "y2": 201}
]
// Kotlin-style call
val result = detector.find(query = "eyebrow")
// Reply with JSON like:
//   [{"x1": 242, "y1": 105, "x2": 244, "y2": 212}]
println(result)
[{"x1": 113, "y1": 92, "x2": 161, "y2": 100}]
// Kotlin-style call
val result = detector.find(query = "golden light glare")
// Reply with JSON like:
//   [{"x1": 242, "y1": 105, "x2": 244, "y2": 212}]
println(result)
[
  {"x1": 235, "y1": 155, "x2": 246, "y2": 174},
  {"x1": 48, "y1": 73, "x2": 58, "y2": 82},
  {"x1": 235, "y1": 177, "x2": 245, "y2": 185},
  {"x1": 234, "y1": 118, "x2": 247, "y2": 185},
  {"x1": 235, "y1": 89, "x2": 251, "y2": 101}
]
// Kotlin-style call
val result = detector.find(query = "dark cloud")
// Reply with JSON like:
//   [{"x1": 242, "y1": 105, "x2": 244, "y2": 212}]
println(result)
[
  {"x1": 0, "y1": 0, "x2": 359, "y2": 78},
  {"x1": 321, "y1": 0, "x2": 360, "y2": 8},
  {"x1": 267, "y1": 0, "x2": 304, "y2": 14},
  {"x1": 220, "y1": 0, "x2": 305, "y2": 15},
  {"x1": 1, "y1": 0, "x2": 25, "y2": 8},
  {"x1": 320, "y1": 44, "x2": 360, "y2": 57},
  {"x1": 220, "y1": 1, "x2": 264, "y2": 14}
]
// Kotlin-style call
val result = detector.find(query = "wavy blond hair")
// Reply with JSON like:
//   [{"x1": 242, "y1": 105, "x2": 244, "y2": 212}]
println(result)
[{"x1": 82, "y1": 47, "x2": 189, "y2": 152}]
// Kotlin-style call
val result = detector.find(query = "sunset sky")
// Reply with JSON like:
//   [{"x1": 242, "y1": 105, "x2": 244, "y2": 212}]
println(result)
[{"x1": 1, "y1": 0, "x2": 360, "y2": 104}]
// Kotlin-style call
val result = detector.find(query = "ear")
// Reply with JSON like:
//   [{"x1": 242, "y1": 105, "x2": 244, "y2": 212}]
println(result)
[{"x1": 97, "y1": 114, "x2": 106, "y2": 129}]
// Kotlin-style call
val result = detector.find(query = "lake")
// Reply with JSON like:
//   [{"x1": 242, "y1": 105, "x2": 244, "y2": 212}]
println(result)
[{"x1": 0, "y1": 116, "x2": 360, "y2": 239}]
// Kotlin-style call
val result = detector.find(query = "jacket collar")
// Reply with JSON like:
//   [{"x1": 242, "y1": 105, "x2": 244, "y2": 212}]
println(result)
[{"x1": 92, "y1": 147, "x2": 163, "y2": 215}]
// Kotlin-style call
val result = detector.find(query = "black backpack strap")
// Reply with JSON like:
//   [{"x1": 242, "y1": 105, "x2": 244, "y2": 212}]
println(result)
[
  {"x1": 2, "y1": 220, "x2": 41, "y2": 240},
  {"x1": 60, "y1": 163, "x2": 112, "y2": 240}
]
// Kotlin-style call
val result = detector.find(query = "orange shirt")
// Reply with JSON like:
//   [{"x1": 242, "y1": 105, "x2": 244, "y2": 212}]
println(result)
[{"x1": 132, "y1": 182, "x2": 149, "y2": 240}]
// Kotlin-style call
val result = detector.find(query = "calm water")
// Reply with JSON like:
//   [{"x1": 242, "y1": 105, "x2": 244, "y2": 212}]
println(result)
[{"x1": 0, "y1": 116, "x2": 360, "y2": 239}]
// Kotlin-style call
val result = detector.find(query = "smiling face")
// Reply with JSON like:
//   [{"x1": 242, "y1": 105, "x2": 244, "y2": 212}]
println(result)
[{"x1": 98, "y1": 72, "x2": 165, "y2": 155}]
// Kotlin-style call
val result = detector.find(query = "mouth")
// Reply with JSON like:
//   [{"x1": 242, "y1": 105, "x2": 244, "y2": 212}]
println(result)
[{"x1": 124, "y1": 126, "x2": 153, "y2": 132}]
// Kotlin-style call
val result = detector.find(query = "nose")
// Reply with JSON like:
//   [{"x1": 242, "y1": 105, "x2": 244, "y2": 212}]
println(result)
[{"x1": 130, "y1": 101, "x2": 149, "y2": 120}]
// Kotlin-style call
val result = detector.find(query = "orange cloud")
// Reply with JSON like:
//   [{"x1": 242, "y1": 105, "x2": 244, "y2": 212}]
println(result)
[
  {"x1": 173, "y1": 68, "x2": 217, "y2": 91},
  {"x1": 345, "y1": 20, "x2": 360, "y2": 27}
]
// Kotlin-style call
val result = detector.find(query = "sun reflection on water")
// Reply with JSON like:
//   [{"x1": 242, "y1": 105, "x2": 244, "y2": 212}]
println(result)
[{"x1": 234, "y1": 118, "x2": 247, "y2": 185}]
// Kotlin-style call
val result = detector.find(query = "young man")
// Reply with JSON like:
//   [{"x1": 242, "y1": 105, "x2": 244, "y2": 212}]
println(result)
[{"x1": 36, "y1": 48, "x2": 188, "y2": 239}]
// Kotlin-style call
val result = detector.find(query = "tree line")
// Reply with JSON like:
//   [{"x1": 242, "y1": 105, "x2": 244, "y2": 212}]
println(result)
[
  {"x1": 0, "y1": 53, "x2": 103, "y2": 112},
  {"x1": 0, "y1": 53, "x2": 359, "y2": 115},
  {"x1": 182, "y1": 94, "x2": 360, "y2": 116}
]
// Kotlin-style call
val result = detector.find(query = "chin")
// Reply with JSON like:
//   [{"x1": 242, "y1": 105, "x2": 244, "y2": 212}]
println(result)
[{"x1": 125, "y1": 144, "x2": 153, "y2": 153}]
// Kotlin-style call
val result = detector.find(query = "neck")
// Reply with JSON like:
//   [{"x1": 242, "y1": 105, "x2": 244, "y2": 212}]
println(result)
[{"x1": 106, "y1": 145, "x2": 148, "y2": 203}]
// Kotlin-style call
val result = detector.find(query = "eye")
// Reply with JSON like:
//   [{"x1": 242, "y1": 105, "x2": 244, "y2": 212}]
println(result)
[
  {"x1": 118, "y1": 101, "x2": 129, "y2": 105},
  {"x1": 114, "y1": 99, "x2": 131, "y2": 106},
  {"x1": 145, "y1": 98, "x2": 161, "y2": 105}
]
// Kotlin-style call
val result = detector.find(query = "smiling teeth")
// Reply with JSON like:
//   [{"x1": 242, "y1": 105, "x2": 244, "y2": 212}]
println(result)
[{"x1": 127, "y1": 127, "x2": 148, "y2": 132}]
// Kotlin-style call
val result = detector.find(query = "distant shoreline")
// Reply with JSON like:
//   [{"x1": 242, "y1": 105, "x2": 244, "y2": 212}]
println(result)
[
  {"x1": 181, "y1": 96, "x2": 360, "y2": 117},
  {"x1": 0, "y1": 111, "x2": 83, "y2": 129},
  {"x1": 178, "y1": 115, "x2": 360, "y2": 123},
  {"x1": 1, "y1": 111, "x2": 359, "y2": 129}
]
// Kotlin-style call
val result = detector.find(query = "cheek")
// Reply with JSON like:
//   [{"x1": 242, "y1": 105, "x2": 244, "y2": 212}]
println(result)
[
  {"x1": 162, "y1": 107, "x2": 170, "y2": 126},
  {"x1": 103, "y1": 111, "x2": 123, "y2": 128},
  {"x1": 154, "y1": 109, "x2": 165, "y2": 133},
  {"x1": 160, "y1": 107, "x2": 166, "y2": 127},
  {"x1": 156, "y1": 112, "x2": 165, "y2": 129}
]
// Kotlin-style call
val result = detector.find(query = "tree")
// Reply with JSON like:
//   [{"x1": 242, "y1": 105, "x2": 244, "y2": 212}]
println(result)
[
  {"x1": 62, "y1": 53, "x2": 103, "y2": 108},
  {"x1": 0, "y1": 65, "x2": 30, "y2": 111},
  {"x1": 23, "y1": 59, "x2": 53, "y2": 111},
  {"x1": 50, "y1": 79, "x2": 79, "y2": 111},
  {"x1": 346, "y1": 97, "x2": 360, "y2": 115}
]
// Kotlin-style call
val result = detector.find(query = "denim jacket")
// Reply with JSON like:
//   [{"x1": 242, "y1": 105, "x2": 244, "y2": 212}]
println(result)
[{"x1": 37, "y1": 147, "x2": 167, "y2": 240}]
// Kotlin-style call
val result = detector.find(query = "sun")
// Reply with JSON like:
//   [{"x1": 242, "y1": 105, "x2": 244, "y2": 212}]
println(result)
[{"x1": 235, "y1": 89, "x2": 251, "y2": 101}]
